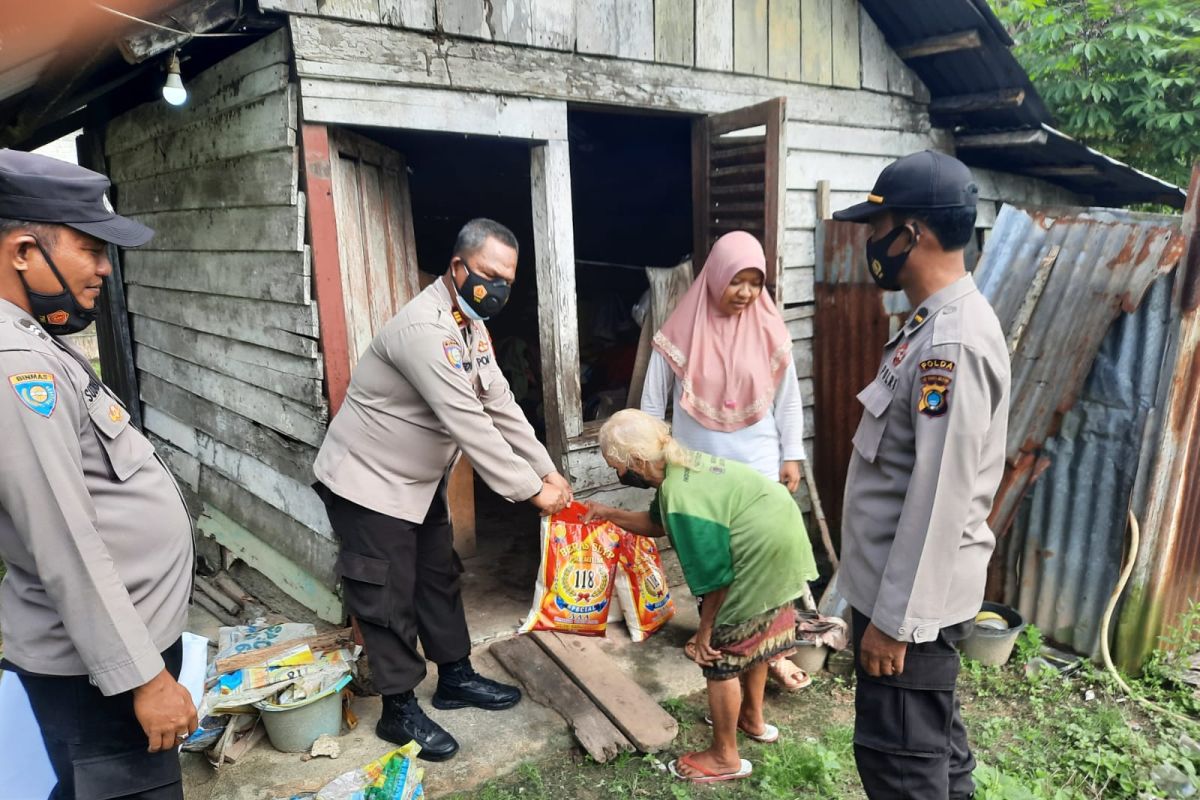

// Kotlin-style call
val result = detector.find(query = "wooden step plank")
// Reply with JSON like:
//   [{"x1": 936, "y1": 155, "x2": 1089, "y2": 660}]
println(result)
[
  {"x1": 490, "y1": 635, "x2": 634, "y2": 764},
  {"x1": 530, "y1": 631, "x2": 678, "y2": 753}
]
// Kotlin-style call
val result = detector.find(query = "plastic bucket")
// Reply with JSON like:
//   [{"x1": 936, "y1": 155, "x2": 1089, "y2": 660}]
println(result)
[
  {"x1": 960, "y1": 602, "x2": 1026, "y2": 667},
  {"x1": 789, "y1": 642, "x2": 829, "y2": 674},
  {"x1": 256, "y1": 685, "x2": 343, "y2": 753}
]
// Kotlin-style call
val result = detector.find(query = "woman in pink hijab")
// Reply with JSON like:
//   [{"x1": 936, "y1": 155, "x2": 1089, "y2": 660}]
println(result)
[{"x1": 641, "y1": 230, "x2": 812, "y2": 691}]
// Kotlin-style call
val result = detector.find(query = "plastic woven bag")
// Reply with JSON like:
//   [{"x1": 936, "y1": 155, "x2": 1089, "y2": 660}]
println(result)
[
  {"x1": 519, "y1": 503, "x2": 622, "y2": 636},
  {"x1": 614, "y1": 533, "x2": 675, "y2": 642}
]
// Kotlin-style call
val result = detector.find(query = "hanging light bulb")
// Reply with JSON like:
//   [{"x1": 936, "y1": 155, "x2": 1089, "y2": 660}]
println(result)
[{"x1": 162, "y1": 52, "x2": 187, "y2": 106}]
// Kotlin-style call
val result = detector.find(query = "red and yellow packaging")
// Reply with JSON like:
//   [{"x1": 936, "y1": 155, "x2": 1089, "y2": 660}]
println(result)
[
  {"x1": 615, "y1": 534, "x2": 675, "y2": 642},
  {"x1": 520, "y1": 503, "x2": 622, "y2": 636}
]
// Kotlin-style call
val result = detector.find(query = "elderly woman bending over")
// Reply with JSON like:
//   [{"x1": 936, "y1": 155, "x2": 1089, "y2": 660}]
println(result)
[{"x1": 586, "y1": 409, "x2": 818, "y2": 784}]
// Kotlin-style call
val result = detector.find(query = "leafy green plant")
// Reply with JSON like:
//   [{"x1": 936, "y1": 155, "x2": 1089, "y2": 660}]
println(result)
[
  {"x1": 994, "y1": 0, "x2": 1200, "y2": 189},
  {"x1": 1015, "y1": 624, "x2": 1045, "y2": 666}
]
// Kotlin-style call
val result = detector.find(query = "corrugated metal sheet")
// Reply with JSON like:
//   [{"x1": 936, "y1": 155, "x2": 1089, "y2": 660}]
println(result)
[
  {"x1": 1117, "y1": 165, "x2": 1200, "y2": 671},
  {"x1": 975, "y1": 204, "x2": 1186, "y2": 541},
  {"x1": 812, "y1": 221, "x2": 903, "y2": 543},
  {"x1": 1003, "y1": 275, "x2": 1174, "y2": 656}
]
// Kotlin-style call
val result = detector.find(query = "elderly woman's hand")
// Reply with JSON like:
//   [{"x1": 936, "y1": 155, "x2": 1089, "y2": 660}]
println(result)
[
  {"x1": 581, "y1": 501, "x2": 613, "y2": 523},
  {"x1": 690, "y1": 630, "x2": 723, "y2": 666}
]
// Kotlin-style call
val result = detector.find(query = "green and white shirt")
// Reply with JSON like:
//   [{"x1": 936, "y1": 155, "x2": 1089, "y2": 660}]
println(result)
[{"x1": 650, "y1": 452, "x2": 818, "y2": 627}]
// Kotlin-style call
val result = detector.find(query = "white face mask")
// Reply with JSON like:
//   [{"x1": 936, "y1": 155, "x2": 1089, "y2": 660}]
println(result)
[{"x1": 457, "y1": 293, "x2": 487, "y2": 321}]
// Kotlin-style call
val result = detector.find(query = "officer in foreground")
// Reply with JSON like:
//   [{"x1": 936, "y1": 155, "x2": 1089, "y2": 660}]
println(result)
[
  {"x1": 0, "y1": 149, "x2": 197, "y2": 798},
  {"x1": 314, "y1": 218, "x2": 572, "y2": 762},
  {"x1": 833, "y1": 150, "x2": 1012, "y2": 799}
]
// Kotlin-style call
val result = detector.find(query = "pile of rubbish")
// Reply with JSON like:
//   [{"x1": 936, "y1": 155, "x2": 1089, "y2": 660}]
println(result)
[{"x1": 184, "y1": 621, "x2": 360, "y2": 765}]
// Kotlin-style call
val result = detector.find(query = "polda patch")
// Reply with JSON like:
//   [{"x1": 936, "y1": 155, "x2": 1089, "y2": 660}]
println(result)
[
  {"x1": 10, "y1": 372, "x2": 58, "y2": 418},
  {"x1": 920, "y1": 359, "x2": 956, "y2": 373},
  {"x1": 443, "y1": 339, "x2": 465, "y2": 370},
  {"x1": 918, "y1": 374, "x2": 951, "y2": 418}
]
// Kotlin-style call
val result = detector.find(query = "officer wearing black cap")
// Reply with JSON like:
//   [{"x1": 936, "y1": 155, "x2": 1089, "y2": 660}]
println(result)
[
  {"x1": 0, "y1": 149, "x2": 196, "y2": 799},
  {"x1": 833, "y1": 151, "x2": 1011, "y2": 799}
]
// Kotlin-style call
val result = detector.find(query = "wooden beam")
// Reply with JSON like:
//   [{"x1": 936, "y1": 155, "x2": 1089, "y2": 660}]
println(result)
[
  {"x1": 300, "y1": 123, "x2": 353, "y2": 417},
  {"x1": 930, "y1": 88, "x2": 1026, "y2": 117},
  {"x1": 955, "y1": 129, "x2": 1048, "y2": 149},
  {"x1": 119, "y1": 0, "x2": 242, "y2": 63},
  {"x1": 531, "y1": 140, "x2": 583, "y2": 467},
  {"x1": 895, "y1": 29, "x2": 982, "y2": 61},
  {"x1": 1021, "y1": 165, "x2": 1103, "y2": 178}
]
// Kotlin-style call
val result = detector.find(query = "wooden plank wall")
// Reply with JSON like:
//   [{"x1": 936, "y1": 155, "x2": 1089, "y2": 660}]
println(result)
[
  {"x1": 268, "y1": 0, "x2": 884, "y2": 89},
  {"x1": 105, "y1": 29, "x2": 341, "y2": 621}
]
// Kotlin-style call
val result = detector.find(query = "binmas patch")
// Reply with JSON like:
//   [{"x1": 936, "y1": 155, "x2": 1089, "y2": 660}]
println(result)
[
  {"x1": 918, "y1": 374, "x2": 951, "y2": 418},
  {"x1": 10, "y1": 372, "x2": 58, "y2": 418},
  {"x1": 443, "y1": 339, "x2": 465, "y2": 370}
]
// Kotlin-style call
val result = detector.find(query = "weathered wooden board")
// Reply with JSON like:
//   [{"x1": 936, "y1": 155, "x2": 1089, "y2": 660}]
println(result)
[
  {"x1": 197, "y1": 503, "x2": 342, "y2": 624},
  {"x1": 291, "y1": 17, "x2": 929, "y2": 131},
  {"x1": 733, "y1": 0, "x2": 768, "y2": 76},
  {"x1": 655, "y1": 0, "x2": 694, "y2": 67},
  {"x1": 493, "y1": 0, "x2": 534, "y2": 45},
  {"x1": 438, "y1": 0, "x2": 490, "y2": 38},
  {"x1": 130, "y1": 200, "x2": 305, "y2": 253},
  {"x1": 119, "y1": 0, "x2": 240, "y2": 63},
  {"x1": 136, "y1": 346, "x2": 328, "y2": 445},
  {"x1": 531, "y1": 632, "x2": 678, "y2": 753},
  {"x1": 144, "y1": 405, "x2": 200, "y2": 457},
  {"x1": 109, "y1": 88, "x2": 297, "y2": 182},
  {"x1": 317, "y1": 0, "x2": 380, "y2": 22},
  {"x1": 491, "y1": 636, "x2": 634, "y2": 764},
  {"x1": 769, "y1": 0, "x2": 802, "y2": 81},
  {"x1": 134, "y1": 317, "x2": 324, "y2": 404},
  {"x1": 379, "y1": 0, "x2": 437, "y2": 29},
  {"x1": 299, "y1": 80, "x2": 568, "y2": 141},
  {"x1": 783, "y1": 264, "x2": 816, "y2": 304},
  {"x1": 858, "y1": 9, "x2": 889, "y2": 92},
  {"x1": 116, "y1": 148, "x2": 298, "y2": 215},
  {"x1": 531, "y1": 141, "x2": 583, "y2": 461},
  {"x1": 127, "y1": 285, "x2": 319, "y2": 358},
  {"x1": 784, "y1": 229, "x2": 816, "y2": 266},
  {"x1": 786, "y1": 121, "x2": 944, "y2": 157},
  {"x1": 800, "y1": 0, "x2": 833, "y2": 85},
  {"x1": 531, "y1": 0, "x2": 574, "y2": 50},
  {"x1": 259, "y1": 0, "x2": 319, "y2": 13},
  {"x1": 694, "y1": 0, "x2": 733, "y2": 72},
  {"x1": 575, "y1": 0, "x2": 619, "y2": 56},
  {"x1": 140, "y1": 374, "x2": 318, "y2": 485},
  {"x1": 787, "y1": 149, "x2": 895, "y2": 191},
  {"x1": 123, "y1": 247, "x2": 311, "y2": 306},
  {"x1": 148, "y1": 432, "x2": 202, "y2": 494},
  {"x1": 616, "y1": 0, "x2": 654, "y2": 61},
  {"x1": 108, "y1": 64, "x2": 290, "y2": 157},
  {"x1": 830, "y1": 0, "x2": 860, "y2": 89}
]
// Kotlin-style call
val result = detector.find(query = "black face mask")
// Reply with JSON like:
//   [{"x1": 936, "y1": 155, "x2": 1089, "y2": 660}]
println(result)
[
  {"x1": 618, "y1": 468, "x2": 653, "y2": 490},
  {"x1": 17, "y1": 240, "x2": 100, "y2": 335},
  {"x1": 865, "y1": 223, "x2": 918, "y2": 292},
  {"x1": 457, "y1": 261, "x2": 511, "y2": 320}
]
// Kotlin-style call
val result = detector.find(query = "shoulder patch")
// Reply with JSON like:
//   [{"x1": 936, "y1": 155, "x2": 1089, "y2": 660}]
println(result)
[
  {"x1": 918, "y1": 374, "x2": 951, "y2": 418},
  {"x1": 442, "y1": 338, "x2": 464, "y2": 370},
  {"x1": 9, "y1": 372, "x2": 58, "y2": 418},
  {"x1": 920, "y1": 359, "x2": 956, "y2": 373},
  {"x1": 16, "y1": 317, "x2": 50, "y2": 342},
  {"x1": 931, "y1": 307, "x2": 964, "y2": 346}
]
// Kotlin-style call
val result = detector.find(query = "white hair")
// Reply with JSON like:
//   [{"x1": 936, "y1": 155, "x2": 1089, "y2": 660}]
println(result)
[{"x1": 598, "y1": 409, "x2": 690, "y2": 470}]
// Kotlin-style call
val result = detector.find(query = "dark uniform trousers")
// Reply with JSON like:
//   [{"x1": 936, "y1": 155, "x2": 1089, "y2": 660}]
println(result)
[
  {"x1": 15, "y1": 638, "x2": 184, "y2": 800},
  {"x1": 851, "y1": 609, "x2": 976, "y2": 800},
  {"x1": 319, "y1": 480, "x2": 472, "y2": 695}
]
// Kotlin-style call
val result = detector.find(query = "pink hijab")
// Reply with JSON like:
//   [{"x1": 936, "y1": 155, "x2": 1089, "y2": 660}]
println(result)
[{"x1": 652, "y1": 231, "x2": 792, "y2": 432}]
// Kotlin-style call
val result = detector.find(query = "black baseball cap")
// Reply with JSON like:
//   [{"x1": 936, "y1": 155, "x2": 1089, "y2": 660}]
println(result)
[
  {"x1": 0, "y1": 148, "x2": 153, "y2": 247},
  {"x1": 833, "y1": 150, "x2": 979, "y2": 223}
]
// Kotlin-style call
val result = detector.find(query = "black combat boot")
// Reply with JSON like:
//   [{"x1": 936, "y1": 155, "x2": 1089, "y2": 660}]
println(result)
[
  {"x1": 376, "y1": 692, "x2": 459, "y2": 762},
  {"x1": 432, "y1": 657, "x2": 522, "y2": 711}
]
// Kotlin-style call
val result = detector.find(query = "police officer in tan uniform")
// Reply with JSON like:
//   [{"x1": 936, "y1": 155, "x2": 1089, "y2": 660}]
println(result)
[
  {"x1": 0, "y1": 149, "x2": 197, "y2": 799},
  {"x1": 833, "y1": 151, "x2": 1011, "y2": 799},
  {"x1": 314, "y1": 218, "x2": 572, "y2": 762}
]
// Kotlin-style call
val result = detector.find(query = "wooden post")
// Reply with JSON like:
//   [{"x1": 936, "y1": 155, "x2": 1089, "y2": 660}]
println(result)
[
  {"x1": 76, "y1": 124, "x2": 142, "y2": 430},
  {"x1": 530, "y1": 140, "x2": 582, "y2": 470},
  {"x1": 300, "y1": 123, "x2": 353, "y2": 417}
]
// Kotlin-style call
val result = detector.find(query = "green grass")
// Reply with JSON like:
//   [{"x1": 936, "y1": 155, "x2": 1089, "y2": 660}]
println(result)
[{"x1": 450, "y1": 615, "x2": 1200, "y2": 800}]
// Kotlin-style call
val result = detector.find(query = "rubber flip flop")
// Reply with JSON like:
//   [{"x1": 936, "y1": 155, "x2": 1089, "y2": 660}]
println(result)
[
  {"x1": 668, "y1": 753, "x2": 753, "y2": 783},
  {"x1": 703, "y1": 716, "x2": 781, "y2": 744},
  {"x1": 768, "y1": 660, "x2": 812, "y2": 692}
]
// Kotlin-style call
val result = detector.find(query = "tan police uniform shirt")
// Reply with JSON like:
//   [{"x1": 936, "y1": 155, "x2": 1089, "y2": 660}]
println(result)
[
  {"x1": 314, "y1": 279, "x2": 556, "y2": 523},
  {"x1": 840, "y1": 275, "x2": 1010, "y2": 643},
  {"x1": 0, "y1": 299, "x2": 193, "y2": 695}
]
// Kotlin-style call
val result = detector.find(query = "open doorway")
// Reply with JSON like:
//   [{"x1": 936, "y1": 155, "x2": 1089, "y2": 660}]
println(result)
[{"x1": 568, "y1": 108, "x2": 693, "y2": 426}]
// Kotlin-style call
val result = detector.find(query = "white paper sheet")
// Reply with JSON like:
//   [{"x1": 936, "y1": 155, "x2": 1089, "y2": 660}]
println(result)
[{"x1": 0, "y1": 632, "x2": 209, "y2": 799}]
